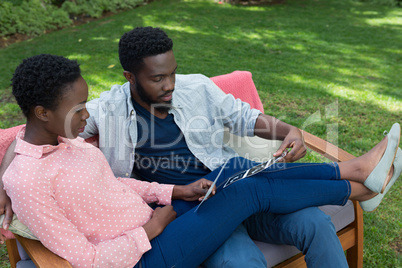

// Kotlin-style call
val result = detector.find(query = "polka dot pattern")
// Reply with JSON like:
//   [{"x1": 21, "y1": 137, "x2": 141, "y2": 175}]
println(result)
[{"x1": 3, "y1": 128, "x2": 174, "y2": 267}]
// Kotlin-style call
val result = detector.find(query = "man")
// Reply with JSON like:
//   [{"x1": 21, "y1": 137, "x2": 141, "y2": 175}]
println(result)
[{"x1": 80, "y1": 27, "x2": 348, "y2": 267}]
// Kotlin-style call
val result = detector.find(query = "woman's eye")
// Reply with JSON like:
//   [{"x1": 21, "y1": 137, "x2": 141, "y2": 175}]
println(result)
[{"x1": 75, "y1": 105, "x2": 85, "y2": 113}]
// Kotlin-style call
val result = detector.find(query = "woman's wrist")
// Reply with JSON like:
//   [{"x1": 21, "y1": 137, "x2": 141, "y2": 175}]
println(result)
[
  {"x1": 142, "y1": 220, "x2": 162, "y2": 240},
  {"x1": 172, "y1": 185, "x2": 186, "y2": 200}
]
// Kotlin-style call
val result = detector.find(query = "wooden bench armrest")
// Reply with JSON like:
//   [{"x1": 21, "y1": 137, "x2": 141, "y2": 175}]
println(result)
[
  {"x1": 13, "y1": 234, "x2": 72, "y2": 268},
  {"x1": 301, "y1": 130, "x2": 355, "y2": 162}
]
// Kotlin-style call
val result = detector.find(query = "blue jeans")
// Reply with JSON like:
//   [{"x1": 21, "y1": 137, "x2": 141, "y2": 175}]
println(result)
[
  {"x1": 135, "y1": 157, "x2": 351, "y2": 268},
  {"x1": 244, "y1": 208, "x2": 349, "y2": 268},
  {"x1": 203, "y1": 206, "x2": 348, "y2": 268},
  {"x1": 202, "y1": 224, "x2": 267, "y2": 268}
]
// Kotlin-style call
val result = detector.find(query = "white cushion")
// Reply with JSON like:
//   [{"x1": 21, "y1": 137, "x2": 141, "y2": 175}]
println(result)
[
  {"x1": 223, "y1": 129, "x2": 282, "y2": 162},
  {"x1": 0, "y1": 214, "x2": 37, "y2": 240}
]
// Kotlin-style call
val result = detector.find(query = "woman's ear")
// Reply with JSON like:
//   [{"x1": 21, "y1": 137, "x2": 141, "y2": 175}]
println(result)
[
  {"x1": 34, "y1": 106, "x2": 50, "y2": 122},
  {"x1": 123, "y1": 71, "x2": 136, "y2": 84}
]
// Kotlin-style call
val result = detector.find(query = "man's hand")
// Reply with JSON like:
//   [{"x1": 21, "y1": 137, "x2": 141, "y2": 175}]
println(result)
[
  {"x1": 0, "y1": 193, "x2": 12, "y2": 230},
  {"x1": 0, "y1": 139, "x2": 17, "y2": 230},
  {"x1": 274, "y1": 127, "x2": 306, "y2": 162},
  {"x1": 142, "y1": 205, "x2": 176, "y2": 240},
  {"x1": 0, "y1": 232, "x2": 8, "y2": 244},
  {"x1": 172, "y1": 179, "x2": 216, "y2": 202}
]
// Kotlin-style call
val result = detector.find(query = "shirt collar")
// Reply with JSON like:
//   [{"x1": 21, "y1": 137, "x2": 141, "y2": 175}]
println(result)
[
  {"x1": 14, "y1": 127, "x2": 81, "y2": 159},
  {"x1": 122, "y1": 82, "x2": 135, "y2": 119}
]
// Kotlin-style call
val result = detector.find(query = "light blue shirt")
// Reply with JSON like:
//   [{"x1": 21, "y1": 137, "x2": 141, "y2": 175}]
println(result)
[{"x1": 81, "y1": 74, "x2": 261, "y2": 178}]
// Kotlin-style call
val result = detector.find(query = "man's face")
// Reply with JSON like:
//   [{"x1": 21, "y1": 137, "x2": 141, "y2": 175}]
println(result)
[{"x1": 131, "y1": 50, "x2": 177, "y2": 113}]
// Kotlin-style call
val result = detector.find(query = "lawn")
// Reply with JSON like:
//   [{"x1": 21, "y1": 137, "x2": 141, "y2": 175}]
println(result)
[{"x1": 0, "y1": 0, "x2": 401, "y2": 267}]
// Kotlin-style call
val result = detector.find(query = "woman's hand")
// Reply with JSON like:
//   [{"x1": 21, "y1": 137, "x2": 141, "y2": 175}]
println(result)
[
  {"x1": 142, "y1": 205, "x2": 176, "y2": 240},
  {"x1": 172, "y1": 179, "x2": 216, "y2": 202}
]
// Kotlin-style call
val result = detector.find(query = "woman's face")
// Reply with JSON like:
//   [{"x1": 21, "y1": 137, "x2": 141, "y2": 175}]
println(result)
[{"x1": 45, "y1": 76, "x2": 89, "y2": 139}]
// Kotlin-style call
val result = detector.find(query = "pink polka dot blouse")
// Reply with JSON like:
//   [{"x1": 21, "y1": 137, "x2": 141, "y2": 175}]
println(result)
[{"x1": 3, "y1": 128, "x2": 174, "y2": 267}]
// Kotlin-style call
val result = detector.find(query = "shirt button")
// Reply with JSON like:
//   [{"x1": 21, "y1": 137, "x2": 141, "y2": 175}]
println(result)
[
  {"x1": 125, "y1": 173, "x2": 129, "y2": 177},
  {"x1": 67, "y1": 146, "x2": 71, "y2": 150}
]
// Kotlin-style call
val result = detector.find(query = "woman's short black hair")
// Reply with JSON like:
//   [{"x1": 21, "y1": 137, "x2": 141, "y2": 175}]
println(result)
[
  {"x1": 11, "y1": 54, "x2": 81, "y2": 117},
  {"x1": 118, "y1": 27, "x2": 173, "y2": 74}
]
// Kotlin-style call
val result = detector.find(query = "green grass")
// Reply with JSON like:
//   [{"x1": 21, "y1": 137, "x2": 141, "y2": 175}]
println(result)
[{"x1": 0, "y1": 0, "x2": 401, "y2": 266}]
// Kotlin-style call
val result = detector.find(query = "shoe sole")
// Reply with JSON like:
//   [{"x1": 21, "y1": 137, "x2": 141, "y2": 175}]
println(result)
[
  {"x1": 381, "y1": 126, "x2": 400, "y2": 193},
  {"x1": 360, "y1": 148, "x2": 402, "y2": 212}
]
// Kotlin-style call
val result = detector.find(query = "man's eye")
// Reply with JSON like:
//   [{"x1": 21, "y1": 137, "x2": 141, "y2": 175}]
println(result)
[{"x1": 154, "y1": 77, "x2": 163, "y2": 82}]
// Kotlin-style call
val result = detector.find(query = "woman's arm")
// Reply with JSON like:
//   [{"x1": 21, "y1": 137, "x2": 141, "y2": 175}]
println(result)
[
  {"x1": 4, "y1": 167, "x2": 152, "y2": 267},
  {"x1": 172, "y1": 178, "x2": 215, "y2": 201},
  {"x1": 142, "y1": 205, "x2": 176, "y2": 240},
  {"x1": 141, "y1": 179, "x2": 215, "y2": 240},
  {"x1": 119, "y1": 176, "x2": 215, "y2": 205}
]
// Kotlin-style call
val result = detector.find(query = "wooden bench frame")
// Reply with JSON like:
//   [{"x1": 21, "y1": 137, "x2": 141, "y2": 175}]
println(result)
[{"x1": 5, "y1": 130, "x2": 363, "y2": 268}]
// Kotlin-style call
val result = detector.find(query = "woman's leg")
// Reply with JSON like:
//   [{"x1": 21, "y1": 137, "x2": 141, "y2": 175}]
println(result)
[
  {"x1": 214, "y1": 157, "x2": 341, "y2": 186},
  {"x1": 337, "y1": 136, "x2": 390, "y2": 183},
  {"x1": 139, "y1": 157, "x2": 350, "y2": 268}
]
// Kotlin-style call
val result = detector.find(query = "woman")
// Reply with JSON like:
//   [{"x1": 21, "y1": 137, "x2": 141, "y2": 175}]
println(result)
[{"x1": 3, "y1": 54, "x2": 401, "y2": 268}]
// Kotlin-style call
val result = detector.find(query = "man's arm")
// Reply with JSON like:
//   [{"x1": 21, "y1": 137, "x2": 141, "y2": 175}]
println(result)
[
  {"x1": 254, "y1": 114, "x2": 306, "y2": 162},
  {"x1": 0, "y1": 139, "x2": 16, "y2": 230}
]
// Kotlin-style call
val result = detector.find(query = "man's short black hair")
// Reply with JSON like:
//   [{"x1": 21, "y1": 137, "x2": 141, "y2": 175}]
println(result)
[
  {"x1": 119, "y1": 27, "x2": 173, "y2": 74},
  {"x1": 11, "y1": 54, "x2": 81, "y2": 118}
]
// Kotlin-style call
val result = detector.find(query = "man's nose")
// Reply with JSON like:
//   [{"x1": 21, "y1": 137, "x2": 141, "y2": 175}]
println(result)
[{"x1": 163, "y1": 75, "x2": 175, "y2": 91}]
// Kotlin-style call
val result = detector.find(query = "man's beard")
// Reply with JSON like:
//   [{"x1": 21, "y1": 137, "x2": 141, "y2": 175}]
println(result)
[{"x1": 136, "y1": 79, "x2": 173, "y2": 113}]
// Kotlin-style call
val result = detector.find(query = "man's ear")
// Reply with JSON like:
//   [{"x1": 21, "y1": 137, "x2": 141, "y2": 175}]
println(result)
[
  {"x1": 34, "y1": 106, "x2": 50, "y2": 122},
  {"x1": 123, "y1": 71, "x2": 136, "y2": 84}
]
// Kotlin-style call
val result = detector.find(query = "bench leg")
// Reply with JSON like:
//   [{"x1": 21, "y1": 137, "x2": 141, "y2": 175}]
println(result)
[
  {"x1": 6, "y1": 239, "x2": 21, "y2": 268},
  {"x1": 347, "y1": 202, "x2": 364, "y2": 268}
]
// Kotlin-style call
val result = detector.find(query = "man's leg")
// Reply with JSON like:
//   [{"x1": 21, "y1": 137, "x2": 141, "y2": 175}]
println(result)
[
  {"x1": 202, "y1": 224, "x2": 267, "y2": 268},
  {"x1": 244, "y1": 208, "x2": 348, "y2": 268},
  {"x1": 171, "y1": 200, "x2": 267, "y2": 268}
]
